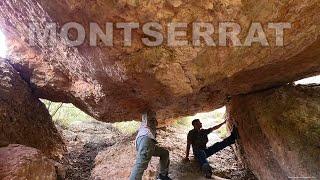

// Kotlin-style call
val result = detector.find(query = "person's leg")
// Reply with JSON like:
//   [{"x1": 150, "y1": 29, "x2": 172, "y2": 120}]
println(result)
[
  {"x1": 193, "y1": 150, "x2": 209, "y2": 166},
  {"x1": 204, "y1": 129, "x2": 237, "y2": 158},
  {"x1": 129, "y1": 136, "x2": 155, "y2": 180},
  {"x1": 193, "y1": 150, "x2": 212, "y2": 178},
  {"x1": 153, "y1": 145, "x2": 170, "y2": 176}
]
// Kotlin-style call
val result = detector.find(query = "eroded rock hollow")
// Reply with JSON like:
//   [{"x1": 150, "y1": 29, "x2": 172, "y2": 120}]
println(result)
[{"x1": 228, "y1": 85, "x2": 320, "y2": 180}]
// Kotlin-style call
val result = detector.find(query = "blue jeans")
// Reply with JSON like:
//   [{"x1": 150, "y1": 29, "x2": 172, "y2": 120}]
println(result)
[
  {"x1": 129, "y1": 136, "x2": 170, "y2": 180},
  {"x1": 194, "y1": 134, "x2": 235, "y2": 167}
]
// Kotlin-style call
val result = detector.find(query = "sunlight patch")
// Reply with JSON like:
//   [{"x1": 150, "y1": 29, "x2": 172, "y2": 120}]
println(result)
[
  {"x1": 295, "y1": 75, "x2": 320, "y2": 85},
  {"x1": 174, "y1": 106, "x2": 228, "y2": 138},
  {"x1": 0, "y1": 30, "x2": 7, "y2": 58}
]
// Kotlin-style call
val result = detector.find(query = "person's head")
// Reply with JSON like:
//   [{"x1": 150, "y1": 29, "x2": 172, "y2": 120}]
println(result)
[
  {"x1": 141, "y1": 109, "x2": 158, "y2": 129},
  {"x1": 192, "y1": 119, "x2": 202, "y2": 130}
]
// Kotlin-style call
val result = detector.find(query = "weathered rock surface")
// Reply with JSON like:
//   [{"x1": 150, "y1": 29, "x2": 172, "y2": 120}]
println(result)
[
  {"x1": 0, "y1": 1, "x2": 320, "y2": 121},
  {"x1": 0, "y1": 144, "x2": 58, "y2": 180},
  {"x1": 228, "y1": 85, "x2": 320, "y2": 180},
  {"x1": 0, "y1": 60, "x2": 64, "y2": 158}
]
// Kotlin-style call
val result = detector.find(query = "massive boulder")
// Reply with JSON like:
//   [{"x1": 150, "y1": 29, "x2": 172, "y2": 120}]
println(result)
[
  {"x1": 228, "y1": 85, "x2": 320, "y2": 179},
  {"x1": 0, "y1": 144, "x2": 59, "y2": 180},
  {"x1": 0, "y1": 0, "x2": 319, "y2": 121},
  {"x1": 0, "y1": 60, "x2": 64, "y2": 158}
]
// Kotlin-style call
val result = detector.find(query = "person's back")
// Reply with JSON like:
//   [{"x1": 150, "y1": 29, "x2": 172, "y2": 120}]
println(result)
[{"x1": 135, "y1": 111, "x2": 157, "y2": 141}]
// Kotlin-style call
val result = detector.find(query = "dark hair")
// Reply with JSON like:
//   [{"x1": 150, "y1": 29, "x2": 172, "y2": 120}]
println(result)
[{"x1": 192, "y1": 119, "x2": 200, "y2": 126}]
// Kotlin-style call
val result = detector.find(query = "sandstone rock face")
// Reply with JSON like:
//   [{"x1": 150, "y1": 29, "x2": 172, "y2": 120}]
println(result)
[
  {"x1": 228, "y1": 85, "x2": 320, "y2": 180},
  {"x1": 0, "y1": 1, "x2": 320, "y2": 121},
  {"x1": 0, "y1": 144, "x2": 58, "y2": 180},
  {"x1": 0, "y1": 60, "x2": 64, "y2": 158}
]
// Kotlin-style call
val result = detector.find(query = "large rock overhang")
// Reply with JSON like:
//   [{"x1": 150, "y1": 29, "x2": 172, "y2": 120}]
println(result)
[{"x1": 0, "y1": 0, "x2": 319, "y2": 121}]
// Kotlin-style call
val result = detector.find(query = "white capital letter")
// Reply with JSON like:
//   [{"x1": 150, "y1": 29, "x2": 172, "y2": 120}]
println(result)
[
  {"x1": 28, "y1": 23, "x2": 57, "y2": 47},
  {"x1": 116, "y1": 22, "x2": 139, "y2": 46},
  {"x1": 268, "y1": 22, "x2": 291, "y2": 46},
  {"x1": 193, "y1": 22, "x2": 215, "y2": 46},
  {"x1": 90, "y1": 22, "x2": 113, "y2": 46},
  {"x1": 244, "y1": 23, "x2": 269, "y2": 46},
  {"x1": 60, "y1": 22, "x2": 86, "y2": 47},
  {"x1": 142, "y1": 22, "x2": 163, "y2": 47},
  {"x1": 219, "y1": 22, "x2": 242, "y2": 46},
  {"x1": 168, "y1": 22, "x2": 188, "y2": 46}
]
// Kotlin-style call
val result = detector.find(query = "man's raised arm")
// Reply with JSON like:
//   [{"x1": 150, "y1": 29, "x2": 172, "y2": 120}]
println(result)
[{"x1": 208, "y1": 120, "x2": 226, "y2": 133}]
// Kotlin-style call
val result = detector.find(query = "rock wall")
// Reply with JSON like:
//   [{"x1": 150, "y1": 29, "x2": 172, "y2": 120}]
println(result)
[
  {"x1": 0, "y1": 59, "x2": 64, "y2": 158},
  {"x1": 0, "y1": 144, "x2": 58, "y2": 180},
  {"x1": 228, "y1": 85, "x2": 320, "y2": 180},
  {"x1": 0, "y1": 0, "x2": 319, "y2": 121}
]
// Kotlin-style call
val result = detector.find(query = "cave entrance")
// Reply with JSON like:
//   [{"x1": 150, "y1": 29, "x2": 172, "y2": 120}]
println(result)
[
  {"x1": 41, "y1": 99, "x2": 254, "y2": 179},
  {"x1": 162, "y1": 107, "x2": 256, "y2": 179},
  {"x1": 42, "y1": 99, "x2": 96, "y2": 128},
  {"x1": 41, "y1": 99, "x2": 139, "y2": 179},
  {"x1": 173, "y1": 106, "x2": 228, "y2": 140},
  {"x1": 41, "y1": 99, "x2": 140, "y2": 135}
]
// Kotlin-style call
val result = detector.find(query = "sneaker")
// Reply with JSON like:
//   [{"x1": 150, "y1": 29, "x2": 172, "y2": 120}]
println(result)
[{"x1": 157, "y1": 174, "x2": 172, "y2": 180}]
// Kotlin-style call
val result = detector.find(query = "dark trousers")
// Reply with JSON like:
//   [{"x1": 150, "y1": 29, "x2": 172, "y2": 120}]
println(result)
[{"x1": 193, "y1": 134, "x2": 235, "y2": 166}]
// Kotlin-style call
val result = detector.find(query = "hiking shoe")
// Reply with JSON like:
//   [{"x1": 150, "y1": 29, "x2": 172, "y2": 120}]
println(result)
[{"x1": 157, "y1": 174, "x2": 172, "y2": 180}]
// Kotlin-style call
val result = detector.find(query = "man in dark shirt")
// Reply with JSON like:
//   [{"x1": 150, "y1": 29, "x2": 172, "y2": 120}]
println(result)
[{"x1": 184, "y1": 119, "x2": 238, "y2": 178}]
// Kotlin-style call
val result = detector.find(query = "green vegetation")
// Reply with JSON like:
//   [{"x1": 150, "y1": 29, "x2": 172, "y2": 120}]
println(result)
[
  {"x1": 41, "y1": 99, "x2": 94, "y2": 128},
  {"x1": 41, "y1": 99, "x2": 227, "y2": 137},
  {"x1": 113, "y1": 121, "x2": 140, "y2": 135},
  {"x1": 41, "y1": 99, "x2": 139, "y2": 134},
  {"x1": 174, "y1": 107, "x2": 228, "y2": 138}
]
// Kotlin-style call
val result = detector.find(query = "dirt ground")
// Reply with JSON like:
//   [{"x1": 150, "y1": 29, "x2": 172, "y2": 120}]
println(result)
[{"x1": 58, "y1": 120, "x2": 256, "y2": 180}]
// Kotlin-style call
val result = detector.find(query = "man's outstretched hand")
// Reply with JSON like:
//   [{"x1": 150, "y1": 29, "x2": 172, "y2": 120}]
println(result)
[{"x1": 210, "y1": 120, "x2": 227, "y2": 132}]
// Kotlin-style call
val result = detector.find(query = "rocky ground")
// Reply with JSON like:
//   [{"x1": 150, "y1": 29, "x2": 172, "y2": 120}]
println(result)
[
  {"x1": 57, "y1": 120, "x2": 122, "y2": 180},
  {"x1": 57, "y1": 120, "x2": 256, "y2": 180}
]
